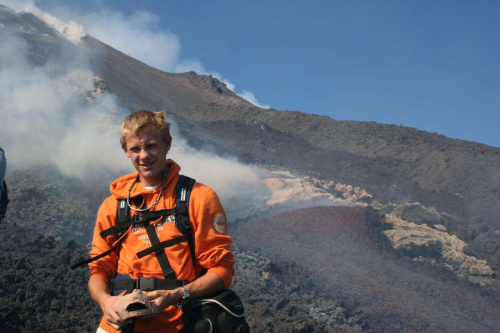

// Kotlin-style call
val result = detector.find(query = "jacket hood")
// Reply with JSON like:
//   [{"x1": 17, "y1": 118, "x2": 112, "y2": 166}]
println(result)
[{"x1": 110, "y1": 159, "x2": 181, "y2": 199}]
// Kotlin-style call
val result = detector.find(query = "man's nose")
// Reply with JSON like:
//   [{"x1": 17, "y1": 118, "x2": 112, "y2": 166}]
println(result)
[{"x1": 139, "y1": 148, "x2": 150, "y2": 159}]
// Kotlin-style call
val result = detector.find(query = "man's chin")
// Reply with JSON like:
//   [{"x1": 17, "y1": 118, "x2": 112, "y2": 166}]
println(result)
[
  {"x1": 138, "y1": 169, "x2": 163, "y2": 182},
  {"x1": 139, "y1": 170, "x2": 155, "y2": 178}
]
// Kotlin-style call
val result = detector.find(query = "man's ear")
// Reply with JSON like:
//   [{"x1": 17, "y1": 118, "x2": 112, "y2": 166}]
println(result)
[
  {"x1": 166, "y1": 135, "x2": 173, "y2": 152},
  {"x1": 122, "y1": 146, "x2": 131, "y2": 158}
]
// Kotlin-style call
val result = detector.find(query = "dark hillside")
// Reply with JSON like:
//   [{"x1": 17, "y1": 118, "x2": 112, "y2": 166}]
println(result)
[
  {"x1": 82, "y1": 36, "x2": 250, "y2": 112},
  {"x1": 0, "y1": 218, "x2": 363, "y2": 332},
  {"x1": 0, "y1": 222, "x2": 100, "y2": 332},
  {"x1": 174, "y1": 114, "x2": 497, "y2": 241},
  {"x1": 173, "y1": 106, "x2": 500, "y2": 235},
  {"x1": 233, "y1": 206, "x2": 499, "y2": 332},
  {"x1": 2, "y1": 10, "x2": 88, "y2": 68},
  {"x1": 5, "y1": 165, "x2": 110, "y2": 245}
]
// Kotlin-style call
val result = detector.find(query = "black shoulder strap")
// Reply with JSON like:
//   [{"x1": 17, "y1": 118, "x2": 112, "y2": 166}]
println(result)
[
  {"x1": 117, "y1": 198, "x2": 128, "y2": 225},
  {"x1": 176, "y1": 175, "x2": 197, "y2": 268}
]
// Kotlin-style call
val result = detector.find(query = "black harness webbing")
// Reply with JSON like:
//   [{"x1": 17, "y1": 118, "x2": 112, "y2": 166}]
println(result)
[
  {"x1": 70, "y1": 175, "x2": 206, "y2": 333},
  {"x1": 70, "y1": 175, "x2": 199, "y2": 333},
  {"x1": 71, "y1": 175, "x2": 198, "y2": 276},
  {"x1": 176, "y1": 176, "x2": 197, "y2": 267},
  {"x1": 70, "y1": 208, "x2": 179, "y2": 270},
  {"x1": 145, "y1": 223, "x2": 177, "y2": 279},
  {"x1": 136, "y1": 235, "x2": 189, "y2": 259},
  {"x1": 70, "y1": 245, "x2": 119, "y2": 270},
  {"x1": 100, "y1": 208, "x2": 177, "y2": 238},
  {"x1": 112, "y1": 277, "x2": 184, "y2": 294}
]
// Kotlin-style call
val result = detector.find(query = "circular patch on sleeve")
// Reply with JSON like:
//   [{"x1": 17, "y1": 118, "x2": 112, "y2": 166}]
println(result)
[{"x1": 213, "y1": 214, "x2": 228, "y2": 234}]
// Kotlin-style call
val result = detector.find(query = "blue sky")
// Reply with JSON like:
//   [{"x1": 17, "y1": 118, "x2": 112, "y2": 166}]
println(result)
[{"x1": 5, "y1": 0, "x2": 500, "y2": 147}]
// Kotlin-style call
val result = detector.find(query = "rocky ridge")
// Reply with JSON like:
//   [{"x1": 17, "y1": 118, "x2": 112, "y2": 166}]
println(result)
[
  {"x1": 383, "y1": 212, "x2": 496, "y2": 286},
  {"x1": 259, "y1": 171, "x2": 498, "y2": 287},
  {"x1": 261, "y1": 169, "x2": 372, "y2": 207}
]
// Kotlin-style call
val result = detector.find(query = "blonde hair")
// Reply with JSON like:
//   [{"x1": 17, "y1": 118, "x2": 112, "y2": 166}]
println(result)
[{"x1": 120, "y1": 110, "x2": 171, "y2": 148}]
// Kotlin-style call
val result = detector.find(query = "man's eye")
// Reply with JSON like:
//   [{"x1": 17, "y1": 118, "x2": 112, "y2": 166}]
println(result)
[{"x1": 130, "y1": 148, "x2": 140, "y2": 153}]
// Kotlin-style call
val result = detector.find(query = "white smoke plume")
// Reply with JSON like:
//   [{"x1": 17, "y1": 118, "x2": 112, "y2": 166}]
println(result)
[
  {"x1": 0, "y1": 31, "x2": 130, "y2": 177},
  {"x1": 168, "y1": 120, "x2": 266, "y2": 199},
  {"x1": 33, "y1": 10, "x2": 85, "y2": 44},
  {"x1": 238, "y1": 90, "x2": 271, "y2": 109},
  {"x1": 71, "y1": 9, "x2": 182, "y2": 71},
  {"x1": 0, "y1": 1, "x2": 84, "y2": 44},
  {"x1": 0, "y1": 2, "x2": 269, "y2": 210},
  {"x1": 0, "y1": 0, "x2": 34, "y2": 12}
]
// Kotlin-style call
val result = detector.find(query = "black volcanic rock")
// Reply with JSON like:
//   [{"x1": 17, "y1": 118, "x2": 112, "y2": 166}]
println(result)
[
  {"x1": 465, "y1": 228, "x2": 500, "y2": 271},
  {"x1": 0, "y1": 222, "x2": 100, "y2": 332},
  {"x1": 5, "y1": 165, "x2": 109, "y2": 245},
  {"x1": 391, "y1": 202, "x2": 444, "y2": 226}
]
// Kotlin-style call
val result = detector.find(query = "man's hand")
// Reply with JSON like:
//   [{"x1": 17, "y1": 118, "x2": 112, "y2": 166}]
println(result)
[
  {"x1": 148, "y1": 272, "x2": 225, "y2": 311},
  {"x1": 147, "y1": 288, "x2": 184, "y2": 311},
  {"x1": 89, "y1": 277, "x2": 131, "y2": 330},
  {"x1": 100, "y1": 294, "x2": 132, "y2": 330}
]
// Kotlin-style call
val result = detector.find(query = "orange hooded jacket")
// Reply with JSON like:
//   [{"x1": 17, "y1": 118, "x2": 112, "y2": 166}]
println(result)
[{"x1": 89, "y1": 160, "x2": 234, "y2": 332}]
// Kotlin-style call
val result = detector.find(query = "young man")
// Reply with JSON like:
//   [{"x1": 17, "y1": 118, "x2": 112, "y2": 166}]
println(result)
[{"x1": 88, "y1": 110, "x2": 235, "y2": 332}]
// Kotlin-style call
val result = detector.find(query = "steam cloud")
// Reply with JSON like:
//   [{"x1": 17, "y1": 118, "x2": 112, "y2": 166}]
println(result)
[
  {"x1": 168, "y1": 124, "x2": 266, "y2": 199},
  {"x1": 0, "y1": 2, "x2": 268, "y2": 208},
  {"x1": 0, "y1": 30, "x2": 129, "y2": 177}
]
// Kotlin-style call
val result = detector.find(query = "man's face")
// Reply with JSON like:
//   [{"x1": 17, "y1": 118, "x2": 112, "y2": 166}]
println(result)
[{"x1": 123, "y1": 126, "x2": 172, "y2": 187}]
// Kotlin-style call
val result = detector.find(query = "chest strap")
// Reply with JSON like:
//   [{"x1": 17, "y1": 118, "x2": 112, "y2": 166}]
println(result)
[
  {"x1": 70, "y1": 210, "x2": 184, "y2": 271},
  {"x1": 100, "y1": 208, "x2": 177, "y2": 238},
  {"x1": 136, "y1": 234, "x2": 189, "y2": 259},
  {"x1": 145, "y1": 223, "x2": 178, "y2": 279},
  {"x1": 112, "y1": 277, "x2": 186, "y2": 295}
]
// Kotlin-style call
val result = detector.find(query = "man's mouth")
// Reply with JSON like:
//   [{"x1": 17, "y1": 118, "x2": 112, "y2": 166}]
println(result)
[{"x1": 140, "y1": 161, "x2": 155, "y2": 169}]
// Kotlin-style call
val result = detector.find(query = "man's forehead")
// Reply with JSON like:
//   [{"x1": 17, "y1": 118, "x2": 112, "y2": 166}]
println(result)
[{"x1": 126, "y1": 128, "x2": 161, "y2": 144}]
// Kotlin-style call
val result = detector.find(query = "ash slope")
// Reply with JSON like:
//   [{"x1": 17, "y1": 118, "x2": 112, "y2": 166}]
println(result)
[{"x1": 233, "y1": 206, "x2": 499, "y2": 333}]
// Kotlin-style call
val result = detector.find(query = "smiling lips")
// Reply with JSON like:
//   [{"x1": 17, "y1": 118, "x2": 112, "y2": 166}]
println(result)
[{"x1": 140, "y1": 161, "x2": 155, "y2": 169}]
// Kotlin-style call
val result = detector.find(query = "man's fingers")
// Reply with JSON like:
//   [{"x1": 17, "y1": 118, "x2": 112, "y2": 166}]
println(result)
[
  {"x1": 107, "y1": 316, "x2": 132, "y2": 330},
  {"x1": 147, "y1": 290, "x2": 161, "y2": 299},
  {"x1": 107, "y1": 320, "x2": 120, "y2": 330}
]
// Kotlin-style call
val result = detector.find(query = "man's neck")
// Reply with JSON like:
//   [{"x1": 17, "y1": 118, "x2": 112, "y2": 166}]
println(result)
[{"x1": 139, "y1": 166, "x2": 169, "y2": 188}]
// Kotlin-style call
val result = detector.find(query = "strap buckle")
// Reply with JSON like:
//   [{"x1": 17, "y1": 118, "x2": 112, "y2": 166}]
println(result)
[
  {"x1": 132, "y1": 214, "x2": 143, "y2": 224},
  {"x1": 136, "y1": 278, "x2": 156, "y2": 291}
]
